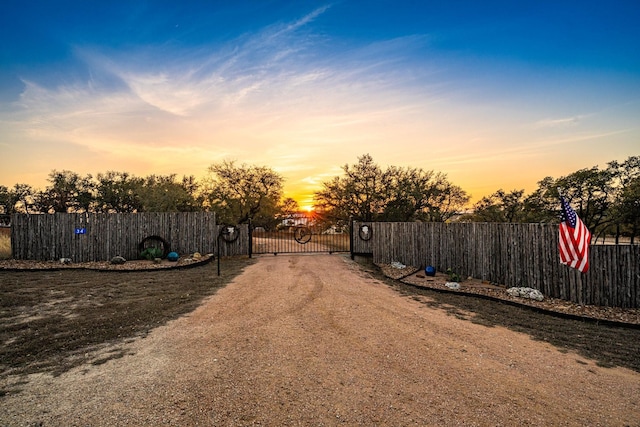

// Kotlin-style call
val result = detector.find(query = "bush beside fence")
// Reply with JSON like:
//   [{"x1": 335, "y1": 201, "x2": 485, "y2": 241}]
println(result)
[
  {"x1": 354, "y1": 221, "x2": 639, "y2": 308},
  {"x1": 11, "y1": 213, "x2": 249, "y2": 262}
]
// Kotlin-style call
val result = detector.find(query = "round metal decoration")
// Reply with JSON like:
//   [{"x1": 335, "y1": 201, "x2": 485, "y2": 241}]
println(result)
[
  {"x1": 358, "y1": 224, "x2": 372, "y2": 241},
  {"x1": 138, "y1": 235, "x2": 171, "y2": 258},
  {"x1": 219, "y1": 225, "x2": 240, "y2": 243},
  {"x1": 293, "y1": 226, "x2": 312, "y2": 244}
]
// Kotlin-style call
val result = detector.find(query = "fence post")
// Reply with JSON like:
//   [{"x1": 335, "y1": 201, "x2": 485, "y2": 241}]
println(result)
[
  {"x1": 350, "y1": 218, "x2": 354, "y2": 260},
  {"x1": 248, "y1": 219, "x2": 253, "y2": 259}
]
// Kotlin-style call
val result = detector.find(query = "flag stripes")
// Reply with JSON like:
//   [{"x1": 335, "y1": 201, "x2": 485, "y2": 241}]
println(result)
[{"x1": 558, "y1": 197, "x2": 591, "y2": 273}]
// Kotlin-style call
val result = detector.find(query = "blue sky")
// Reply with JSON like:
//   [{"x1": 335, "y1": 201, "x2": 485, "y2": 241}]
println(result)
[{"x1": 1, "y1": 1, "x2": 638, "y2": 207}]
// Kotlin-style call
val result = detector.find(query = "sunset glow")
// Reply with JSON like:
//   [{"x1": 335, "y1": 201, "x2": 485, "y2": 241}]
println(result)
[{"x1": 1, "y1": 2, "x2": 638, "y2": 205}]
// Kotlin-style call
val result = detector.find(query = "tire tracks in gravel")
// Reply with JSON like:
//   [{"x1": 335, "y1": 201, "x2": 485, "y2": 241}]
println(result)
[{"x1": 2, "y1": 254, "x2": 640, "y2": 426}]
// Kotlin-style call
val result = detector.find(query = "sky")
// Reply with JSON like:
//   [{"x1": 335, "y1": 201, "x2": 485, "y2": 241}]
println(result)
[{"x1": 1, "y1": 1, "x2": 639, "y2": 209}]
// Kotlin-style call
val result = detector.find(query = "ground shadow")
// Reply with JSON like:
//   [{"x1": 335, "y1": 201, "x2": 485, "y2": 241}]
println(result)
[{"x1": 354, "y1": 257, "x2": 640, "y2": 373}]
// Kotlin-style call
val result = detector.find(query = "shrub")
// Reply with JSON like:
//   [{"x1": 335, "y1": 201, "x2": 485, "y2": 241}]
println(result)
[
  {"x1": 140, "y1": 247, "x2": 163, "y2": 260},
  {"x1": 446, "y1": 267, "x2": 463, "y2": 283}
]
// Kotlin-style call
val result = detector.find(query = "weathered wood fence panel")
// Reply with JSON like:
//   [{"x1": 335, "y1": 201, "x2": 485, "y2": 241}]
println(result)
[
  {"x1": 353, "y1": 221, "x2": 640, "y2": 308},
  {"x1": 351, "y1": 222, "x2": 374, "y2": 255},
  {"x1": 217, "y1": 223, "x2": 250, "y2": 258},
  {"x1": 11, "y1": 213, "x2": 250, "y2": 262}
]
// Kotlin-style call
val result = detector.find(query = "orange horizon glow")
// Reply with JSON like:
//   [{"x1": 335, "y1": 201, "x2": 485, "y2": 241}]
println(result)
[{"x1": 1, "y1": 5, "x2": 638, "y2": 208}]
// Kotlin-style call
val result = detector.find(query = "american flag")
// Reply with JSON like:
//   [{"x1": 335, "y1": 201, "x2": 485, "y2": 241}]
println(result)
[{"x1": 558, "y1": 196, "x2": 591, "y2": 273}]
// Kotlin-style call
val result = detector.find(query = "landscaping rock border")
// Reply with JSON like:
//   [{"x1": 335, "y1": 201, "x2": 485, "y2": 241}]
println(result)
[
  {"x1": 377, "y1": 263, "x2": 640, "y2": 326},
  {"x1": 0, "y1": 254, "x2": 215, "y2": 272}
]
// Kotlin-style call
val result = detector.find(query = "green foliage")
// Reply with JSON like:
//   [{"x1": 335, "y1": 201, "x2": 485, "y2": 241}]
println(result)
[
  {"x1": 35, "y1": 170, "x2": 95, "y2": 213},
  {"x1": 314, "y1": 154, "x2": 383, "y2": 222},
  {"x1": 518, "y1": 157, "x2": 640, "y2": 239},
  {"x1": 460, "y1": 155, "x2": 640, "y2": 242},
  {"x1": 0, "y1": 186, "x2": 9, "y2": 215},
  {"x1": 0, "y1": 183, "x2": 37, "y2": 214},
  {"x1": 612, "y1": 176, "x2": 640, "y2": 242},
  {"x1": 94, "y1": 171, "x2": 143, "y2": 213},
  {"x1": 1, "y1": 155, "x2": 638, "y2": 243},
  {"x1": 467, "y1": 189, "x2": 526, "y2": 223},
  {"x1": 202, "y1": 160, "x2": 284, "y2": 225},
  {"x1": 446, "y1": 267, "x2": 463, "y2": 283},
  {"x1": 136, "y1": 174, "x2": 202, "y2": 212},
  {"x1": 140, "y1": 247, "x2": 163, "y2": 260},
  {"x1": 1, "y1": 170, "x2": 203, "y2": 214},
  {"x1": 314, "y1": 154, "x2": 469, "y2": 223}
]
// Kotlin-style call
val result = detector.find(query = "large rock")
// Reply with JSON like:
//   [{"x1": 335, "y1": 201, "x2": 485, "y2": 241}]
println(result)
[
  {"x1": 110, "y1": 256, "x2": 127, "y2": 265},
  {"x1": 507, "y1": 287, "x2": 544, "y2": 301}
]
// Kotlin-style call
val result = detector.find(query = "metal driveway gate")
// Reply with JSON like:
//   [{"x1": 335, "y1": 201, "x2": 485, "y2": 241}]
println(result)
[{"x1": 250, "y1": 216, "x2": 350, "y2": 255}]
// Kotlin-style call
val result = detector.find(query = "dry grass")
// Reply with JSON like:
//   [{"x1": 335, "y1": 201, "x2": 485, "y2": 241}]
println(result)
[
  {"x1": 0, "y1": 229, "x2": 10, "y2": 259},
  {"x1": 0, "y1": 256, "x2": 253, "y2": 380}
]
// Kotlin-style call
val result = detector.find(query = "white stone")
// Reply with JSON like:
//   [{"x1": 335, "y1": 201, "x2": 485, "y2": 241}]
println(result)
[{"x1": 507, "y1": 287, "x2": 544, "y2": 301}]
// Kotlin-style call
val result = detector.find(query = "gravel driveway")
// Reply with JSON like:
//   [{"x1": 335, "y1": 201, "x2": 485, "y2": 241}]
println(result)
[{"x1": 2, "y1": 254, "x2": 639, "y2": 426}]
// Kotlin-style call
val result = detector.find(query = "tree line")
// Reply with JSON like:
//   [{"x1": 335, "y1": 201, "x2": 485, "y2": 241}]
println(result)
[
  {"x1": 462, "y1": 156, "x2": 640, "y2": 242},
  {"x1": 0, "y1": 162, "x2": 286, "y2": 229},
  {"x1": 1, "y1": 154, "x2": 638, "y2": 241}
]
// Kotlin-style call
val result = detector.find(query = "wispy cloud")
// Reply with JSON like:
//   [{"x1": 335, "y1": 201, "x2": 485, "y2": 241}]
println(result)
[
  {"x1": 8, "y1": 6, "x2": 434, "y2": 146},
  {"x1": 4, "y1": 3, "x2": 637, "y2": 203},
  {"x1": 266, "y1": 5, "x2": 331, "y2": 42},
  {"x1": 1, "y1": 4, "x2": 445, "y2": 189},
  {"x1": 534, "y1": 115, "x2": 586, "y2": 128}
]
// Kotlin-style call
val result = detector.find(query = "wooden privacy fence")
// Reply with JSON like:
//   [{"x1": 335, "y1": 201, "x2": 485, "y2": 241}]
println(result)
[
  {"x1": 354, "y1": 221, "x2": 640, "y2": 308},
  {"x1": 11, "y1": 213, "x2": 249, "y2": 262}
]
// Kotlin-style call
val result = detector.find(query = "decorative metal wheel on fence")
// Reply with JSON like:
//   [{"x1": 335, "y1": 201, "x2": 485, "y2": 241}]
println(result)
[{"x1": 250, "y1": 217, "x2": 351, "y2": 255}]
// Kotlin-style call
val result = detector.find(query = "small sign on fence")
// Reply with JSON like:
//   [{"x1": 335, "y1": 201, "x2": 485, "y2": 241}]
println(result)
[{"x1": 75, "y1": 228, "x2": 86, "y2": 235}]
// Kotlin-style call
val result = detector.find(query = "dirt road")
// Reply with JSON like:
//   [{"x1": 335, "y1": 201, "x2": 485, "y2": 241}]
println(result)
[{"x1": 2, "y1": 255, "x2": 640, "y2": 426}]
